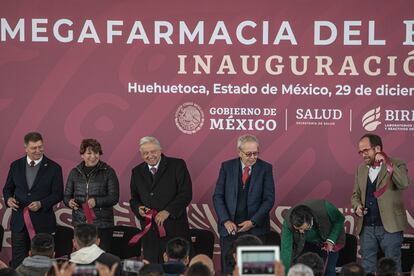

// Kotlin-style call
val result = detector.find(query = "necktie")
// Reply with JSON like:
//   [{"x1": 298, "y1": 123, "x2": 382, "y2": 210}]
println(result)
[
  {"x1": 30, "y1": 160, "x2": 35, "y2": 167},
  {"x1": 242, "y1": 166, "x2": 250, "y2": 184},
  {"x1": 150, "y1": 166, "x2": 157, "y2": 175}
]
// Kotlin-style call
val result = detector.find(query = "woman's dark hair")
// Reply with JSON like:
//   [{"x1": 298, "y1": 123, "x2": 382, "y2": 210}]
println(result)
[{"x1": 80, "y1": 138, "x2": 103, "y2": 155}]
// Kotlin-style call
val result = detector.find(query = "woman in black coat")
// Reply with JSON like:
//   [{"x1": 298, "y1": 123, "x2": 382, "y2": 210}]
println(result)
[{"x1": 64, "y1": 139, "x2": 119, "y2": 252}]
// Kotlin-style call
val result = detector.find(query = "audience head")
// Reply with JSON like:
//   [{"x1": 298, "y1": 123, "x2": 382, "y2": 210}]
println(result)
[
  {"x1": 163, "y1": 237, "x2": 190, "y2": 265},
  {"x1": 227, "y1": 234, "x2": 263, "y2": 268},
  {"x1": 376, "y1": 257, "x2": 398, "y2": 276},
  {"x1": 73, "y1": 223, "x2": 100, "y2": 250},
  {"x1": 30, "y1": 233, "x2": 55, "y2": 258},
  {"x1": 290, "y1": 205, "x2": 314, "y2": 234},
  {"x1": 296, "y1": 252, "x2": 324, "y2": 276},
  {"x1": 340, "y1": 262, "x2": 365, "y2": 276},
  {"x1": 185, "y1": 262, "x2": 212, "y2": 276},
  {"x1": 288, "y1": 263, "x2": 314, "y2": 276},
  {"x1": 189, "y1": 254, "x2": 214, "y2": 275},
  {"x1": 139, "y1": 264, "x2": 164, "y2": 276}
]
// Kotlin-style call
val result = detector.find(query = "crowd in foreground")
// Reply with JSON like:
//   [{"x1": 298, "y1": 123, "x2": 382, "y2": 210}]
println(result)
[{"x1": 0, "y1": 224, "x2": 413, "y2": 276}]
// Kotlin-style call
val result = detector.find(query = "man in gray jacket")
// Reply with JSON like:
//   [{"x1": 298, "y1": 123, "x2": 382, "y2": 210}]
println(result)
[{"x1": 16, "y1": 233, "x2": 54, "y2": 276}]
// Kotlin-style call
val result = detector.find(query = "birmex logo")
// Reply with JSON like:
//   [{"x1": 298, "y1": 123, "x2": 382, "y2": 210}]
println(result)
[
  {"x1": 362, "y1": 107, "x2": 381, "y2": 131},
  {"x1": 175, "y1": 102, "x2": 204, "y2": 134}
]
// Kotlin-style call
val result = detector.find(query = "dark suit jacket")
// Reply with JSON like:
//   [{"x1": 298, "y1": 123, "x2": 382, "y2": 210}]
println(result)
[
  {"x1": 3, "y1": 155, "x2": 64, "y2": 233},
  {"x1": 213, "y1": 158, "x2": 275, "y2": 237},
  {"x1": 129, "y1": 154, "x2": 192, "y2": 237}
]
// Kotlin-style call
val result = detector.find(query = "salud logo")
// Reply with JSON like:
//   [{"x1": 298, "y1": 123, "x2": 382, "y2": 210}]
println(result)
[
  {"x1": 362, "y1": 106, "x2": 381, "y2": 131},
  {"x1": 175, "y1": 102, "x2": 204, "y2": 134}
]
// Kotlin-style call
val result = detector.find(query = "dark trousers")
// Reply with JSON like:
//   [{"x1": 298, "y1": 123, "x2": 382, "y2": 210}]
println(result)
[
  {"x1": 142, "y1": 227, "x2": 168, "y2": 263},
  {"x1": 11, "y1": 229, "x2": 31, "y2": 268},
  {"x1": 295, "y1": 242, "x2": 339, "y2": 276},
  {"x1": 220, "y1": 234, "x2": 238, "y2": 275},
  {"x1": 98, "y1": 227, "x2": 113, "y2": 253}
]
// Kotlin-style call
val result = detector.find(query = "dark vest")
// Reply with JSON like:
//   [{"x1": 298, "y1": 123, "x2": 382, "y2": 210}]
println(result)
[
  {"x1": 234, "y1": 167, "x2": 251, "y2": 224},
  {"x1": 363, "y1": 177, "x2": 383, "y2": 226},
  {"x1": 283, "y1": 200, "x2": 346, "y2": 260}
]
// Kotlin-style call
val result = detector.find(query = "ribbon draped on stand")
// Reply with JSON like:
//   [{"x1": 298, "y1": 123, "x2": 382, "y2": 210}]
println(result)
[
  {"x1": 23, "y1": 207, "x2": 36, "y2": 239},
  {"x1": 82, "y1": 202, "x2": 96, "y2": 224},
  {"x1": 373, "y1": 152, "x2": 394, "y2": 198},
  {"x1": 128, "y1": 209, "x2": 166, "y2": 246}
]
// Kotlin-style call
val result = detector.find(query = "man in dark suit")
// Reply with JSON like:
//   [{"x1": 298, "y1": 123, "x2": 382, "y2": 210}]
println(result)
[
  {"x1": 3, "y1": 132, "x2": 64, "y2": 268},
  {"x1": 130, "y1": 136, "x2": 192, "y2": 263},
  {"x1": 213, "y1": 134, "x2": 275, "y2": 274}
]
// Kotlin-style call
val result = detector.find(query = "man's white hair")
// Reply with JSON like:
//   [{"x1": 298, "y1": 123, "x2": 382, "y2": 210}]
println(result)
[
  {"x1": 287, "y1": 264, "x2": 314, "y2": 276},
  {"x1": 237, "y1": 134, "x2": 259, "y2": 150},
  {"x1": 139, "y1": 136, "x2": 161, "y2": 151}
]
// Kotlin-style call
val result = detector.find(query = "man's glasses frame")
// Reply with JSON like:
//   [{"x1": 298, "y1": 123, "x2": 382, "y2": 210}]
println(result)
[
  {"x1": 358, "y1": 147, "x2": 374, "y2": 156},
  {"x1": 240, "y1": 150, "x2": 259, "y2": 157}
]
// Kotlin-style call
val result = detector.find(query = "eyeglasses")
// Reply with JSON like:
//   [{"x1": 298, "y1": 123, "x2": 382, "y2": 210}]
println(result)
[
  {"x1": 241, "y1": 151, "x2": 259, "y2": 157},
  {"x1": 141, "y1": 149, "x2": 160, "y2": 157},
  {"x1": 358, "y1": 147, "x2": 374, "y2": 156}
]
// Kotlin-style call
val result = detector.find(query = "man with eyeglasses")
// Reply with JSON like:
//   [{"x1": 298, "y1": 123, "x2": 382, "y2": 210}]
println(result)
[
  {"x1": 129, "y1": 136, "x2": 192, "y2": 263},
  {"x1": 351, "y1": 133, "x2": 410, "y2": 274},
  {"x1": 280, "y1": 200, "x2": 345, "y2": 276},
  {"x1": 213, "y1": 134, "x2": 275, "y2": 275}
]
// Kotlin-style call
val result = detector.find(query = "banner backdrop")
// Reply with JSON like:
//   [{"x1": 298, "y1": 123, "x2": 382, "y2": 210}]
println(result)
[{"x1": 1, "y1": 0, "x2": 414, "y2": 262}]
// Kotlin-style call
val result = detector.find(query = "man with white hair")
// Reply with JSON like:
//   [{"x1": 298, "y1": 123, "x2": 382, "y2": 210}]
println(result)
[
  {"x1": 213, "y1": 134, "x2": 275, "y2": 274},
  {"x1": 130, "y1": 136, "x2": 193, "y2": 263},
  {"x1": 288, "y1": 264, "x2": 314, "y2": 276}
]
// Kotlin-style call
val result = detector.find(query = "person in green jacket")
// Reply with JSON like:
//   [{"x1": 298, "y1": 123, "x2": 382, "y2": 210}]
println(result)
[{"x1": 281, "y1": 199, "x2": 345, "y2": 276}]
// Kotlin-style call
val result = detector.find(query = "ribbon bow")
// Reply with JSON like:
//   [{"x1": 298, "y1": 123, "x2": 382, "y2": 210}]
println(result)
[{"x1": 129, "y1": 209, "x2": 167, "y2": 246}]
